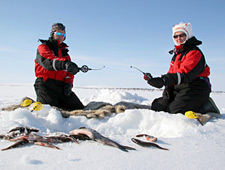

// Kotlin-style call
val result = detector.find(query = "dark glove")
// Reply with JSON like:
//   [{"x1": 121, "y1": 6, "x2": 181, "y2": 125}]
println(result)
[
  {"x1": 161, "y1": 73, "x2": 178, "y2": 86},
  {"x1": 148, "y1": 73, "x2": 178, "y2": 88},
  {"x1": 163, "y1": 86, "x2": 174, "y2": 101},
  {"x1": 143, "y1": 73, "x2": 153, "y2": 81},
  {"x1": 65, "y1": 61, "x2": 80, "y2": 75},
  {"x1": 147, "y1": 77, "x2": 165, "y2": 88},
  {"x1": 64, "y1": 83, "x2": 73, "y2": 97}
]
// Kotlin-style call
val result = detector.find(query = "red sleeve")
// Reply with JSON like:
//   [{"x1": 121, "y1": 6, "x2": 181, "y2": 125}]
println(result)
[
  {"x1": 38, "y1": 44, "x2": 66, "y2": 62},
  {"x1": 37, "y1": 44, "x2": 68, "y2": 71}
]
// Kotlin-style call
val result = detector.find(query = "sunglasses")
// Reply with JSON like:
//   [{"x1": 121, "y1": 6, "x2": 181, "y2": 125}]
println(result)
[
  {"x1": 55, "y1": 32, "x2": 66, "y2": 37},
  {"x1": 173, "y1": 33, "x2": 186, "y2": 39}
]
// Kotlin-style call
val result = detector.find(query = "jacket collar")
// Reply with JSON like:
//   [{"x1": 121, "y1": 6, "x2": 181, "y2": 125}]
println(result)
[
  {"x1": 39, "y1": 38, "x2": 68, "y2": 48},
  {"x1": 169, "y1": 36, "x2": 202, "y2": 55}
]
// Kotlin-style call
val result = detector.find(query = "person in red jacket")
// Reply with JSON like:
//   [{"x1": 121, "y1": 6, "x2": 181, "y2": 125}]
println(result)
[
  {"x1": 146, "y1": 22, "x2": 219, "y2": 114},
  {"x1": 34, "y1": 23, "x2": 84, "y2": 111}
]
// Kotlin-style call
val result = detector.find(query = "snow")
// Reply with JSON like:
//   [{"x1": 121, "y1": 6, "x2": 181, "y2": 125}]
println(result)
[{"x1": 0, "y1": 84, "x2": 225, "y2": 170}]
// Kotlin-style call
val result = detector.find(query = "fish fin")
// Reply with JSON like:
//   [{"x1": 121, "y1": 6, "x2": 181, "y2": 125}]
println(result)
[{"x1": 34, "y1": 142, "x2": 61, "y2": 150}]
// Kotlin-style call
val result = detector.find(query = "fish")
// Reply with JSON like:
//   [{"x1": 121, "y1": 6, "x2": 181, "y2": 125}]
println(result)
[
  {"x1": 4, "y1": 126, "x2": 39, "y2": 140},
  {"x1": 44, "y1": 135, "x2": 79, "y2": 144},
  {"x1": 131, "y1": 138, "x2": 168, "y2": 151},
  {"x1": 2, "y1": 139, "x2": 29, "y2": 151},
  {"x1": 8, "y1": 126, "x2": 39, "y2": 134},
  {"x1": 69, "y1": 127, "x2": 135, "y2": 152},
  {"x1": 1, "y1": 127, "x2": 79, "y2": 151},
  {"x1": 136, "y1": 134, "x2": 157, "y2": 142}
]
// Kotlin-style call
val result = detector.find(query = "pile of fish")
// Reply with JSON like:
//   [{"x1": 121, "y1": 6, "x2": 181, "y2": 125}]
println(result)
[
  {"x1": 0, "y1": 127, "x2": 78, "y2": 151},
  {"x1": 0, "y1": 126, "x2": 168, "y2": 152}
]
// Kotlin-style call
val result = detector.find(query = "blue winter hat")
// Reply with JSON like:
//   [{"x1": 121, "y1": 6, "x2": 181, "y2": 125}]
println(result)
[{"x1": 50, "y1": 23, "x2": 66, "y2": 38}]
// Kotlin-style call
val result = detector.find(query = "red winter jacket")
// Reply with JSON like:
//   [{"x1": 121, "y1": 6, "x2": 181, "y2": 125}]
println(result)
[
  {"x1": 164, "y1": 37, "x2": 210, "y2": 86},
  {"x1": 35, "y1": 39, "x2": 74, "y2": 85}
]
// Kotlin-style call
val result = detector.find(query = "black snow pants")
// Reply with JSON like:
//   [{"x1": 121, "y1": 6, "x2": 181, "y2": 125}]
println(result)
[
  {"x1": 151, "y1": 78, "x2": 211, "y2": 114},
  {"x1": 34, "y1": 78, "x2": 84, "y2": 111}
]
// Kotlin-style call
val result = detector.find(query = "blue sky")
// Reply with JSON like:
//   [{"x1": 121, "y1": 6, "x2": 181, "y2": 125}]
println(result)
[{"x1": 0, "y1": 0, "x2": 225, "y2": 91}]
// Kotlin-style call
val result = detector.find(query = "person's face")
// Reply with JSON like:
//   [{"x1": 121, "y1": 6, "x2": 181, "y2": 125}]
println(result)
[
  {"x1": 173, "y1": 31, "x2": 187, "y2": 45},
  {"x1": 53, "y1": 29, "x2": 66, "y2": 44}
]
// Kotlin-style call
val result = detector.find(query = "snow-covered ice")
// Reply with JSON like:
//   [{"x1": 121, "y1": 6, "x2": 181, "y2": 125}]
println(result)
[{"x1": 0, "y1": 84, "x2": 224, "y2": 170}]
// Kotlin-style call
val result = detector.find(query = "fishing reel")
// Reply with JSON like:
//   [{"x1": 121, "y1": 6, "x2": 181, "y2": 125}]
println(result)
[{"x1": 79, "y1": 65, "x2": 105, "y2": 73}]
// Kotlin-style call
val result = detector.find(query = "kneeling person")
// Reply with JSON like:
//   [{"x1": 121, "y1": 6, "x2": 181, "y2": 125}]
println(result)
[
  {"x1": 146, "y1": 22, "x2": 220, "y2": 114},
  {"x1": 34, "y1": 23, "x2": 84, "y2": 111}
]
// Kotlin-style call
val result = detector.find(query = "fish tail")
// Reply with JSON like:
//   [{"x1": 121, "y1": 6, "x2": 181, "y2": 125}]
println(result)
[
  {"x1": 1, "y1": 139, "x2": 29, "y2": 151},
  {"x1": 117, "y1": 144, "x2": 129, "y2": 152},
  {"x1": 155, "y1": 145, "x2": 169, "y2": 151},
  {"x1": 122, "y1": 145, "x2": 136, "y2": 151}
]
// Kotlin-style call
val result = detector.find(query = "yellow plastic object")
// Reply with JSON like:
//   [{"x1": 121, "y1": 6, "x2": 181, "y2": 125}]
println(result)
[
  {"x1": 185, "y1": 111, "x2": 198, "y2": 119},
  {"x1": 32, "y1": 102, "x2": 43, "y2": 111},
  {"x1": 185, "y1": 111, "x2": 203, "y2": 126},
  {"x1": 21, "y1": 99, "x2": 33, "y2": 107}
]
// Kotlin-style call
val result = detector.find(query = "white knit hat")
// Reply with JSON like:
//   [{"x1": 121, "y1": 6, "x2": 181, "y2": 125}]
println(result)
[{"x1": 172, "y1": 22, "x2": 193, "y2": 45}]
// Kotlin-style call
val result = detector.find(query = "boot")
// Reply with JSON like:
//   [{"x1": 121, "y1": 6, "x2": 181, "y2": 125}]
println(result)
[{"x1": 199, "y1": 97, "x2": 220, "y2": 114}]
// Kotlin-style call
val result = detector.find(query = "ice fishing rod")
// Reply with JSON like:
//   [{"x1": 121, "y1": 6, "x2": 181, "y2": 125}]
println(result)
[
  {"x1": 79, "y1": 65, "x2": 105, "y2": 73},
  {"x1": 130, "y1": 66, "x2": 152, "y2": 80}
]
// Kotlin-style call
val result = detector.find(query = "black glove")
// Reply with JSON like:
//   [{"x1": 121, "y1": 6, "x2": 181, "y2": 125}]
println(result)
[
  {"x1": 143, "y1": 73, "x2": 153, "y2": 81},
  {"x1": 65, "y1": 61, "x2": 80, "y2": 75},
  {"x1": 147, "y1": 77, "x2": 165, "y2": 88},
  {"x1": 148, "y1": 73, "x2": 178, "y2": 88},
  {"x1": 64, "y1": 83, "x2": 73, "y2": 97},
  {"x1": 163, "y1": 86, "x2": 174, "y2": 101},
  {"x1": 161, "y1": 73, "x2": 178, "y2": 86}
]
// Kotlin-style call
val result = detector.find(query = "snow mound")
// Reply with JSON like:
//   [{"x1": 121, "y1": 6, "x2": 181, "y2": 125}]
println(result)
[{"x1": 0, "y1": 106, "x2": 197, "y2": 138}]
